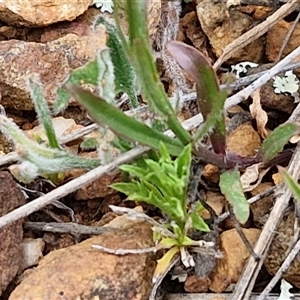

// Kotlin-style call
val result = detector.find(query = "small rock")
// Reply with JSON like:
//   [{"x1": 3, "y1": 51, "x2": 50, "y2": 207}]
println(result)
[
  {"x1": 202, "y1": 164, "x2": 219, "y2": 184},
  {"x1": 266, "y1": 19, "x2": 300, "y2": 62},
  {"x1": 0, "y1": 171, "x2": 26, "y2": 293},
  {"x1": 209, "y1": 228, "x2": 261, "y2": 293},
  {"x1": 196, "y1": 0, "x2": 263, "y2": 63},
  {"x1": 9, "y1": 218, "x2": 156, "y2": 300},
  {"x1": 19, "y1": 238, "x2": 45, "y2": 273},
  {"x1": 226, "y1": 123, "x2": 261, "y2": 157},
  {"x1": 74, "y1": 169, "x2": 122, "y2": 200},
  {"x1": 184, "y1": 275, "x2": 211, "y2": 293},
  {"x1": 0, "y1": 0, "x2": 92, "y2": 27},
  {"x1": 259, "y1": 81, "x2": 296, "y2": 114}
]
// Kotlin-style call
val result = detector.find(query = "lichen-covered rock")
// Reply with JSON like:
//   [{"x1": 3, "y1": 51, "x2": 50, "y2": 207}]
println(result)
[
  {"x1": 0, "y1": 171, "x2": 26, "y2": 293},
  {"x1": 9, "y1": 219, "x2": 156, "y2": 300},
  {"x1": 0, "y1": 0, "x2": 92, "y2": 27},
  {"x1": 0, "y1": 27, "x2": 106, "y2": 110}
]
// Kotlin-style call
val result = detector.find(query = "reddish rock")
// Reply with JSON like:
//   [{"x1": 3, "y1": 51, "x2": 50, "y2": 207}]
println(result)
[
  {"x1": 197, "y1": 0, "x2": 263, "y2": 63},
  {"x1": 0, "y1": 0, "x2": 92, "y2": 27},
  {"x1": 9, "y1": 219, "x2": 156, "y2": 300},
  {"x1": 209, "y1": 228, "x2": 261, "y2": 293},
  {"x1": 0, "y1": 27, "x2": 106, "y2": 110},
  {"x1": 0, "y1": 171, "x2": 26, "y2": 293}
]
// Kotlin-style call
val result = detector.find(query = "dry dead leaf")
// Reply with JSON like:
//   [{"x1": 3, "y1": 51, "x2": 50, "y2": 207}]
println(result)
[
  {"x1": 200, "y1": 191, "x2": 225, "y2": 219},
  {"x1": 250, "y1": 88, "x2": 269, "y2": 139},
  {"x1": 240, "y1": 163, "x2": 270, "y2": 192},
  {"x1": 289, "y1": 133, "x2": 300, "y2": 144},
  {"x1": 272, "y1": 172, "x2": 283, "y2": 185}
]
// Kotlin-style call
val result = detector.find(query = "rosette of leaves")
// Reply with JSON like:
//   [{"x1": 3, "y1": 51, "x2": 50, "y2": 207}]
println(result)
[{"x1": 112, "y1": 143, "x2": 210, "y2": 280}]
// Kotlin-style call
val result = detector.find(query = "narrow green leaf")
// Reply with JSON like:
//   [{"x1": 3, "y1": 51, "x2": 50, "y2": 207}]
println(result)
[
  {"x1": 64, "y1": 85, "x2": 184, "y2": 156},
  {"x1": 95, "y1": 16, "x2": 138, "y2": 108},
  {"x1": 121, "y1": 0, "x2": 191, "y2": 145},
  {"x1": 279, "y1": 166, "x2": 300, "y2": 202},
  {"x1": 219, "y1": 169, "x2": 249, "y2": 224},
  {"x1": 26, "y1": 74, "x2": 60, "y2": 149},
  {"x1": 260, "y1": 123, "x2": 300, "y2": 163},
  {"x1": 175, "y1": 143, "x2": 192, "y2": 179},
  {"x1": 118, "y1": 164, "x2": 149, "y2": 178}
]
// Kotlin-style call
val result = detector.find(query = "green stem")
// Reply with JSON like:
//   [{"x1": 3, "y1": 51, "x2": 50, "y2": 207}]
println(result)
[{"x1": 123, "y1": 0, "x2": 192, "y2": 145}]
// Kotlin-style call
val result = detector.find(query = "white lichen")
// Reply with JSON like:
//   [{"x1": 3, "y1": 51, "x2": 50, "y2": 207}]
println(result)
[
  {"x1": 273, "y1": 70, "x2": 300, "y2": 103},
  {"x1": 91, "y1": 0, "x2": 114, "y2": 13}
]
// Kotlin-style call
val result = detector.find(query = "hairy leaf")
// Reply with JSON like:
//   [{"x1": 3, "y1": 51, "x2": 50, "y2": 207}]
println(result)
[
  {"x1": 260, "y1": 123, "x2": 300, "y2": 163},
  {"x1": 54, "y1": 59, "x2": 100, "y2": 113},
  {"x1": 95, "y1": 16, "x2": 138, "y2": 108},
  {"x1": 219, "y1": 169, "x2": 249, "y2": 224},
  {"x1": 27, "y1": 74, "x2": 60, "y2": 149},
  {"x1": 65, "y1": 85, "x2": 184, "y2": 156}
]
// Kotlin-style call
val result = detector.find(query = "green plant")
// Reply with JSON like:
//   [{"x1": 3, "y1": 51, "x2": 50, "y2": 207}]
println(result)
[
  {"x1": 1, "y1": 0, "x2": 299, "y2": 282},
  {"x1": 62, "y1": 0, "x2": 300, "y2": 278},
  {"x1": 0, "y1": 74, "x2": 100, "y2": 184},
  {"x1": 64, "y1": 0, "x2": 299, "y2": 221},
  {"x1": 112, "y1": 143, "x2": 210, "y2": 277}
]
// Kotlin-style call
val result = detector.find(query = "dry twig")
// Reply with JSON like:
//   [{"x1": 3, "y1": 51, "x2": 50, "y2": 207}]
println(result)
[
  {"x1": 231, "y1": 142, "x2": 300, "y2": 300},
  {"x1": 275, "y1": 10, "x2": 300, "y2": 62},
  {"x1": 213, "y1": 0, "x2": 299, "y2": 69},
  {"x1": 24, "y1": 221, "x2": 116, "y2": 235}
]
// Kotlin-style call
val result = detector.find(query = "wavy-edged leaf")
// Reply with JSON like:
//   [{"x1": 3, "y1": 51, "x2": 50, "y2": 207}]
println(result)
[
  {"x1": 65, "y1": 84, "x2": 184, "y2": 156},
  {"x1": 260, "y1": 123, "x2": 300, "y2": 163},
  {"x1": 112, "y1": 180, "x2": 185, "y2": 223},
  {"x1": 219, "y1": 169, "x2": 249, "y2": 224}
]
